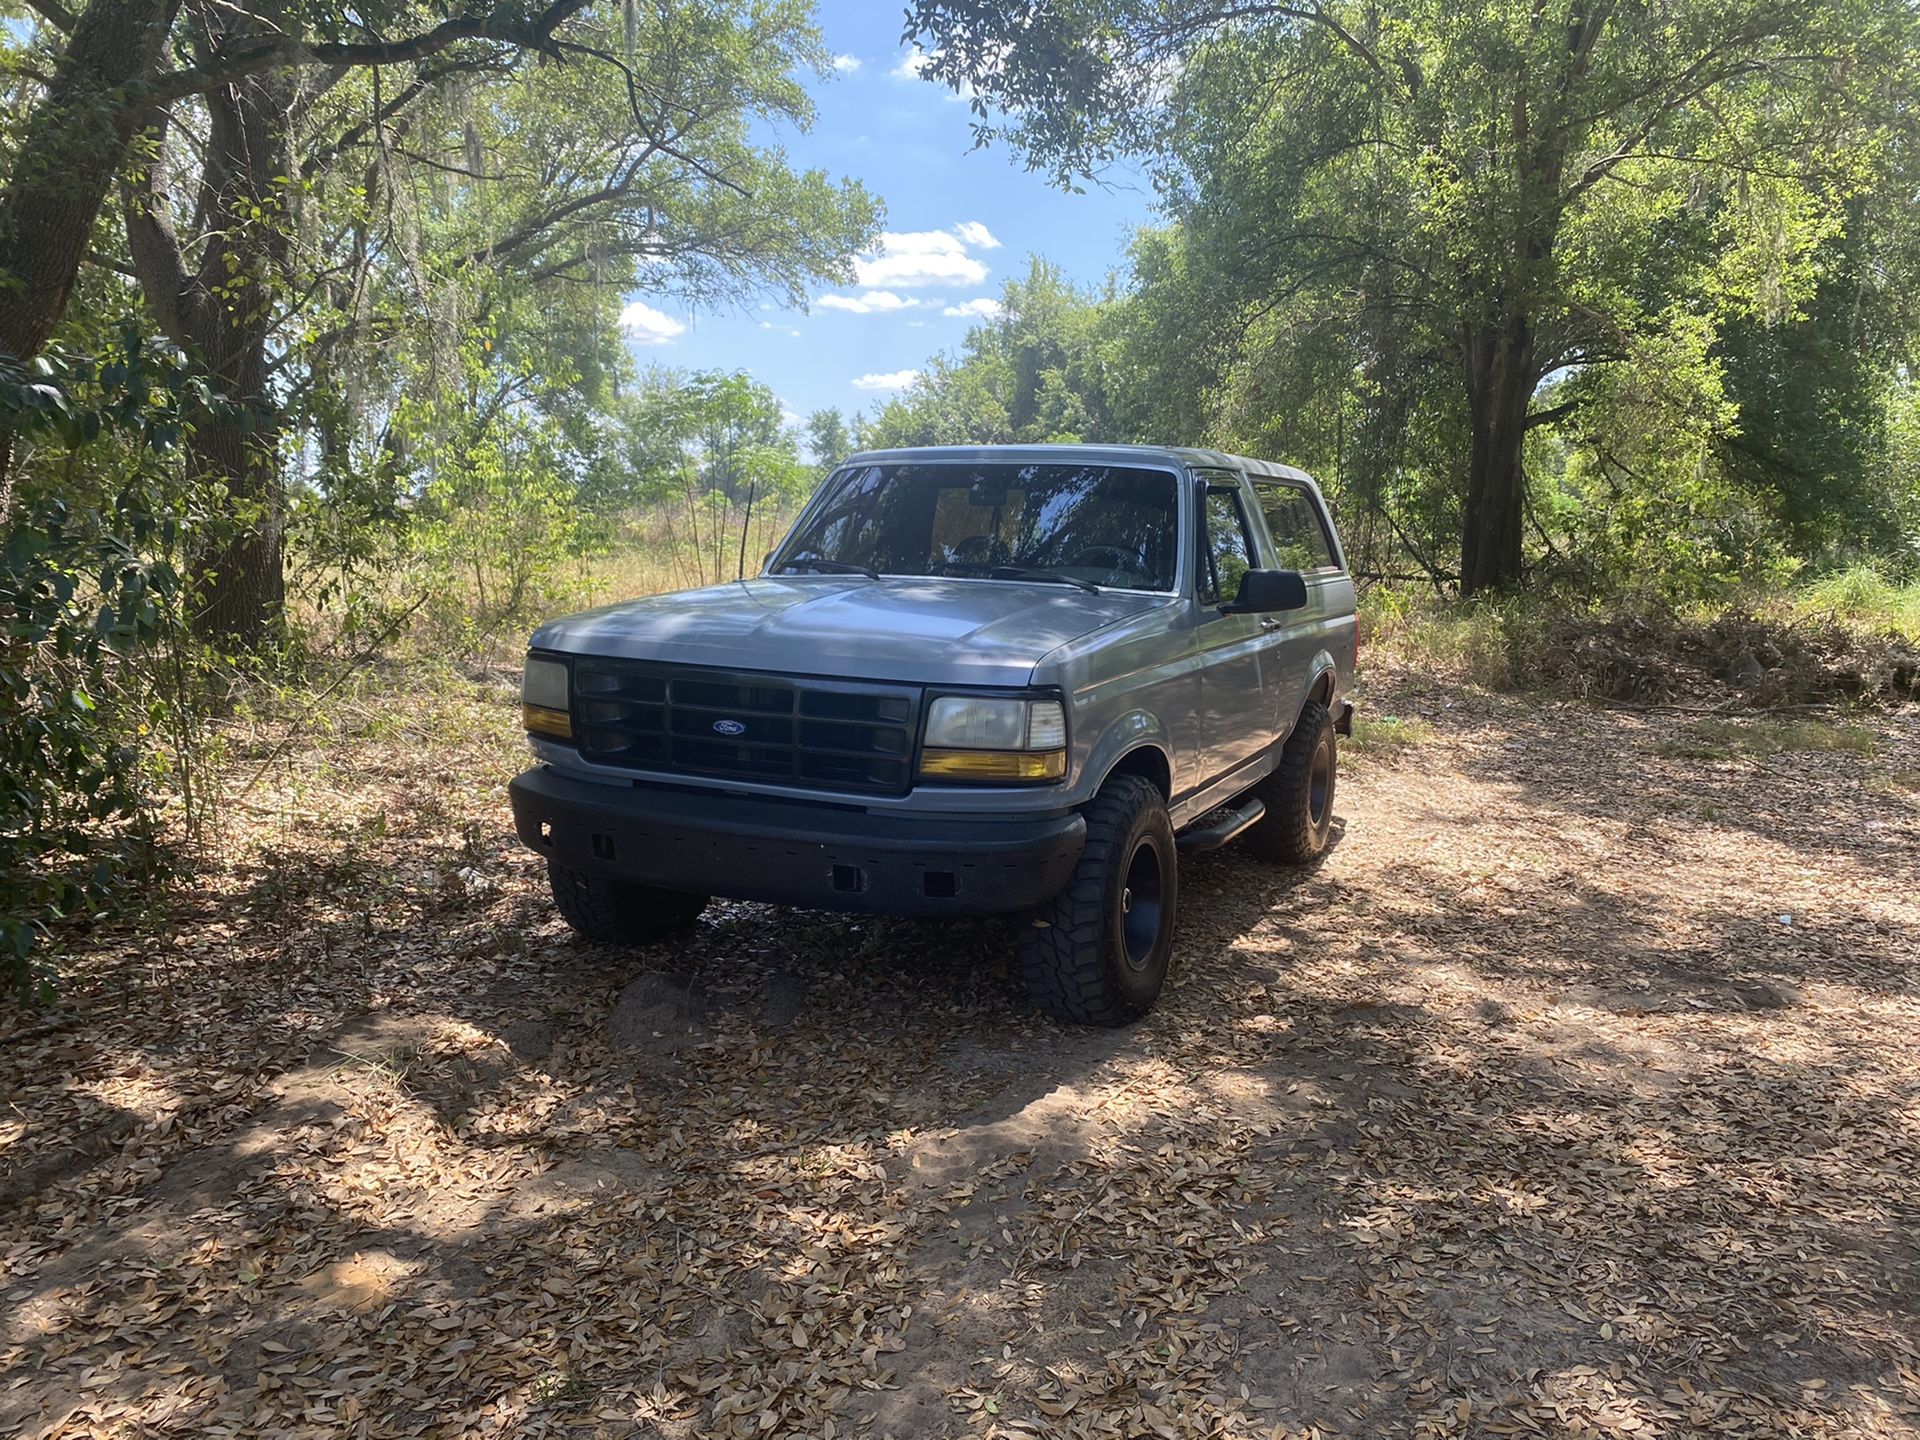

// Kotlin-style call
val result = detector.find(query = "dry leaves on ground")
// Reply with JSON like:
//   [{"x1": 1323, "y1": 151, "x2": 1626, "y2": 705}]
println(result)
[{"x1": 3, "y1": 664, "x2": 1918, "y2": 1438}]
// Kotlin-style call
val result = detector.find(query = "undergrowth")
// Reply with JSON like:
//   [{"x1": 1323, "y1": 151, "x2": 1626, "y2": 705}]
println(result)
[{"x1": 1361, "y1": 567, "x2": 1920, "y2": 705}]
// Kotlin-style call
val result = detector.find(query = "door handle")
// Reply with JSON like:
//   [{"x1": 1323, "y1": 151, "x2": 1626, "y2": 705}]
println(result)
[{"x1": 1259, "y1": 617, "x2": 1285, "y2": 631}]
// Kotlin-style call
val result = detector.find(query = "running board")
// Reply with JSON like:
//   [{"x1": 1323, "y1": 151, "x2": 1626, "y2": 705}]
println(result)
[{"x1": 1177, "y1": 796, "x2": 1265, "y2": 852}]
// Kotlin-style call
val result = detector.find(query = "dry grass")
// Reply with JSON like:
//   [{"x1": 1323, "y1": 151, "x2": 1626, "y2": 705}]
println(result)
[
  {"x1": 4, "y1": 667, "x2": 1919, "y2": 1438},
  {"x1": 1343, "y1": 713, "x2": 1440, "y2": 760},
  {"x1": 1654, "y1": 717, "x2": 1882, "y2": 761},
  {"x1": 1361, "y1": 579, "x2": 1920, "y2": 707}
]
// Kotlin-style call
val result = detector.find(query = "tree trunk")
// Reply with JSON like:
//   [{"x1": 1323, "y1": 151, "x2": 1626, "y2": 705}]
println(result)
[
  {"x1": 0, "y1": 0, "x2": 181, "y2": 364},
  {"x1": 0, "y1": 0, "x2": 183, "y2": 522},
  {"x1": 1458, "y1": 311, "x2": 1537, "y2": 596},
  {"x1": 125, "y1": 6, "x2": 293, "y2": 651}
]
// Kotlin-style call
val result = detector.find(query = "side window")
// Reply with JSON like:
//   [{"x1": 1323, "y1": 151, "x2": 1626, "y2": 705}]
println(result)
[
  {"x1": 1253, "y1": 482, "x2": 1338, "y2": 571},
  {"x1": 1198, "y1": 487, "x2": 1256, "y2": 606}
]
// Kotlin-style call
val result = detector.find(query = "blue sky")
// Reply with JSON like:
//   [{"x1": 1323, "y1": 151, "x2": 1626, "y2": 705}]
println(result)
[{"x1": 615, "y1": 0, "x2": 1157, "y2": 428}]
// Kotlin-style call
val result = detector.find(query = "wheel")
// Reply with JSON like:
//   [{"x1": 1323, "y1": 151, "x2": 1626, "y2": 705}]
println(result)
[
  {"x1": 546, "y1": 861, "x2": 708, "y2": 944},
  {"x1": 1243, "y1": 699, "x2": 1337, "y2": 864},
  {"x1": 1019, "y1": 775, "x2": 1178, "y2": 1025}
]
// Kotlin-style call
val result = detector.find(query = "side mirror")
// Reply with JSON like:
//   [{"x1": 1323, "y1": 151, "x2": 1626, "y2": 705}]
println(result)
[{"x1": 1221, "y1": 568, "x2": 1309, "y2": 615}]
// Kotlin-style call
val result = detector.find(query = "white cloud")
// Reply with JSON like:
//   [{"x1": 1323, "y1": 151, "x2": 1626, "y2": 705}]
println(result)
[
  {"x1": 619, "y1": 300, "x2": 685, "y2": 345},
  {"x1": 854, "y1": 229, "x2": 991, "y2": 289},
  {"x1": 892, "y1": 45, "x2": 976, "y2": 101},
  {"x1": 942, "y1": 297, "x2": 1004, "y2": 319},
  {"x1": 832, "y1": 53, "x2": 861, "y2": 72},
  {"x1": 952, "y1": 221, "x2": 1001, "y2": 251},
  {"x1": 817, "y1": 289, "x2": 920, "y2": 314},
  {"x1": 852, "y1": 369, "x2": 921, "y2": 392}
]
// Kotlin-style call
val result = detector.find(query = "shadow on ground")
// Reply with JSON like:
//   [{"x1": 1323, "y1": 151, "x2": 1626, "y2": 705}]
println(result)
[{"x1": 3, "y1": 680, "x2": 1917, "y2": 1438}]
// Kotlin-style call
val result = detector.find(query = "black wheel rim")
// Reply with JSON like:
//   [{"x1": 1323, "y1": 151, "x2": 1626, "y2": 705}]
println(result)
[
  {"x1": 1309, "y1": 737, "x2": 1334, "y2": 830},
  {"x1": 1120, "y1": 837, "x2": 1166, "y2": 971}
]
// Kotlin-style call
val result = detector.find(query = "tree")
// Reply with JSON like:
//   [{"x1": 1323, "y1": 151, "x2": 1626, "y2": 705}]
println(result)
[
  {"x1": 804, "y1": 407, "x2": 851, "y2": 473},
  {"x1": 861, "y1": 258, "x2": 1119, "y2": 448},
  {"x1": 906, "y1": 0, "x2": 1916, "y2": 592},
  {"x1": 4, "y1": 0, "x2": 878, "y2": 644},
  {"x1": 0, "y1": 0, "x2": 589, "y2": 375}
]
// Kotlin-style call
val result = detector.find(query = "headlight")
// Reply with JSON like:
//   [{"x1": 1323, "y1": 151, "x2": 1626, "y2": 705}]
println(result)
[
  {"x1": 919, "y1": 696, "x2": 1067, "y2": 783},
  {"x1": 521, "y1": 655, "x2": 572, "y2": 739}
]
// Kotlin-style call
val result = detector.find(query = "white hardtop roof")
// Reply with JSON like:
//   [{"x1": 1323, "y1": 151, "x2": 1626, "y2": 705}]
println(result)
[{"x1": 842, "y1": 442, "x2": 1317, "y2": 487}]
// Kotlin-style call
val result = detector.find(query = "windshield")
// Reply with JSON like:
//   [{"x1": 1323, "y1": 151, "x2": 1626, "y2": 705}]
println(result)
[{"x1": 771, "y1": 462, "x2": 1181, "y2": 592}]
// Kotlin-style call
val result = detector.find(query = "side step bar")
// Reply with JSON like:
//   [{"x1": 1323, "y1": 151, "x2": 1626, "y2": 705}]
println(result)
[{"x1": 1177, "y1": 796, "x2": 1265, "y2": 853}]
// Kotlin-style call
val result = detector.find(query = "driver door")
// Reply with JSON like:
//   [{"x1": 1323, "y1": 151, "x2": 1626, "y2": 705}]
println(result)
[{"x1": 1193, "y1": 476, "x2": 1280, "y2": 778}]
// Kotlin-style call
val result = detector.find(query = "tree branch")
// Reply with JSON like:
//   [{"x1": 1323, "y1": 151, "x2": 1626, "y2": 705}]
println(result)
[
  {"x1": 143, "y1": 0, "x2": 591, "y2": 107},
  {"x1": 22, "y1": 0, "x2": 77, "y2": 33},
  {"x1": 1525, "y1": 395, "x2": 1581, "y2": 429},
  {"x1": 120, "y1": 108, "x2": 205, "y2": 353}
]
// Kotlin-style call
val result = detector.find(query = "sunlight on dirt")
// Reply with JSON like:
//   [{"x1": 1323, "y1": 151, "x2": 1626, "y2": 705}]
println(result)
[{"x1": 3, "y1": 666, "x2": 1918, "y2": 1438}]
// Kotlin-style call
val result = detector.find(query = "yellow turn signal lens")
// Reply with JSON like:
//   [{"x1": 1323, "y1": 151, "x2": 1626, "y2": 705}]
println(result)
[
  {"x1": 523, "y1": 703, "x2": 573, "y2": 740},
  {"x1": 918, "y1": 748, "x2": 1066, "y2": 782}
]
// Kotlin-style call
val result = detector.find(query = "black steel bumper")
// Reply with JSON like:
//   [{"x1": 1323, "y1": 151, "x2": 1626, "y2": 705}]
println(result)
[{"x1": 509, "y1": 767, "x2": 1087, "y2": 917}]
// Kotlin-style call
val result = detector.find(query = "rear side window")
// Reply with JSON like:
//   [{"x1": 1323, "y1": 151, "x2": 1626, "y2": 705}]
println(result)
[
  {"x1": 1254, "y1": 482, "x2": 1339, "y2": 572},
  {"x1": 1199, "y1": 487, "x2": 1256, "y2": 605}
]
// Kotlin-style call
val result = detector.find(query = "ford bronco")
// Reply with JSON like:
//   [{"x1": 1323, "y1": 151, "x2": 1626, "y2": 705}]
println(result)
[{"x1": 509, "y1": 445, "x2": 1357, "y2": 1024}]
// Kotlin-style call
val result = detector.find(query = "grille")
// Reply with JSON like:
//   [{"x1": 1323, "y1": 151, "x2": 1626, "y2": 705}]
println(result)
[{"x1": 572, "y1": 659, "x2": 920, "y2": 796}]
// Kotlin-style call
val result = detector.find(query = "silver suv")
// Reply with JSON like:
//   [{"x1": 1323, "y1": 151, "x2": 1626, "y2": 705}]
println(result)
[{"x1": 510, "y1": 445, "x2": 1357, "y2": 1024}]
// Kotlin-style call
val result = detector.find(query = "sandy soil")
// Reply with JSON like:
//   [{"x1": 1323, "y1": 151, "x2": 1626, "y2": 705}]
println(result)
[{"x1": 3, "y1": 669, "x2": 1918, "y2": 1438}]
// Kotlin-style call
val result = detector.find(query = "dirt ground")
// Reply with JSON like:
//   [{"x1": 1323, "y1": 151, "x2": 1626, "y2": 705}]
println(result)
[{"x1": 4, "y1": 668, "x2": 1918, "y2": 1439}]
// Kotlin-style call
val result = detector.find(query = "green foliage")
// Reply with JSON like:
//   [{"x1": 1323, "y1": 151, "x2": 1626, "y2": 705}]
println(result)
[
  {"x1": 905, "y1": 0, "x2": 1920, "y2": 596},
  {"x1": 804, "y1": 408, "x2": 852, "y2": 475},
  {"x1": 859, "y1": 259, "x2": 1126, "y2": 448},
  {"x1": 0, "y1": 338, "x2": 223, "y2": 999},
  {"x1": 599, "y1": 367, "x2": 811, "y2": 587}
]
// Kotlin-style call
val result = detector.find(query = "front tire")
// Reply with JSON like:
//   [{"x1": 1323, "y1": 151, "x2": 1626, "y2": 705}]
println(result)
[
  {"x1": 1019, "y1": 776, "x2": 1178, "y2": 1026},
  {"x1": 1244, "y1": 699, "x2": 1337, "y2": 864},
  {"x1": 546, "y1": 862, "x2": 708, "y2": 944}
]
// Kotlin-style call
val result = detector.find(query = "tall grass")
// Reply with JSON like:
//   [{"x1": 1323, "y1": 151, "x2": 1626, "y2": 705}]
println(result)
[
  {"x1": 1789, "y1": 565, "x2": 1920, "y2": 640},
  {"x1": 560, "y1": 501, "x2": 803, "y2": 616},
  {"x1": 1358, "y1": 566, "x2": 1920, "y2": 695}
]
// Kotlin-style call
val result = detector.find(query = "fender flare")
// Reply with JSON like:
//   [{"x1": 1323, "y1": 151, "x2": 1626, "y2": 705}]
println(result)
[
  {"x1": 1079, "y1": 709, "x2": 1175, "y2": 798},
  {"x1": 1276, "y1": 651, "x2": 1340, "y2": 743},
  {"x1": 1304, "y1": 650, "x2": 1340, "y2": 707}
]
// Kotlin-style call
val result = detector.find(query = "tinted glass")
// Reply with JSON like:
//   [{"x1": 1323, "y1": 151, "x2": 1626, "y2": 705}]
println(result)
[
  {"x1": 1254, "y1": 482, "x2": 1337, "y2": 571},
  {"x1": 1200, "y1": 488, "x2": 1254, "y2": 604},
  {"x1": 773, "y1": 463, "x2": 1180, "y2": 591}
]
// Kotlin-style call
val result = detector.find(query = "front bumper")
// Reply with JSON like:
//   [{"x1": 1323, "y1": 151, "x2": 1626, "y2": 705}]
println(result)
[{"x1": 509, "y1": 767, "x2": 1087, "y2": 918}]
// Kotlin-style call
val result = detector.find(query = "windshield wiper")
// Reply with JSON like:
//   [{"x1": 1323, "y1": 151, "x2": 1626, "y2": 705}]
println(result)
[
  {"x1": 988, "y1": 565, "x2": 1100, "y2": 593},
  {"x1": 782, "y1": 557, "x2": 880, "y2": 580}
]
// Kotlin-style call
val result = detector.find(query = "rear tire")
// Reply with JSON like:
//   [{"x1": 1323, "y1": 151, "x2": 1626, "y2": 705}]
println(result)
[
  {"x1": 546, "y1": 862, "x2": 708, "y2": 944},
  {"x1": 1019, "y1": 776, "x2": 1178, "y2": 1026},
  {"x1": 1244, "y1": 699, "x2": 1337, "y2": 865}
]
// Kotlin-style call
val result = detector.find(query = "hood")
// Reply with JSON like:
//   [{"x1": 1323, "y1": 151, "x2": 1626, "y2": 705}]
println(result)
[{"x1": 530, "y1": 576, "x2": 1171, "y2": 687}]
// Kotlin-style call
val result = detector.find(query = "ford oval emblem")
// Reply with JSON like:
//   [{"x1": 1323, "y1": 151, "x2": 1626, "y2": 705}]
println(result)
[{"x1": 712, "y1": 718, "x2": 747, "y2": 736}]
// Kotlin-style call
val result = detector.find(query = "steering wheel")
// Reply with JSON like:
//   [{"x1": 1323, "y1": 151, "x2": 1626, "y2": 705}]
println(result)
[
  {"x1": 949, "y1": 534, "x2": 997, "y2": 567},
  {"x1": 1066, "y1": 544, "x2": 1139, "y2": 574}
]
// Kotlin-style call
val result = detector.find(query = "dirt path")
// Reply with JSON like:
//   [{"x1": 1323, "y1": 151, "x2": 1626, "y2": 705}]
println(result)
[{"x1": 4, "y1": 672, "x2": 1918, "y2": 1438}]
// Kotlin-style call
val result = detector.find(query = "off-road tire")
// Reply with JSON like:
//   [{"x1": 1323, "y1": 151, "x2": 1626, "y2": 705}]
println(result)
[
  {"x1": 1019, "y1": 776, "x2": 1178, "y2": 1026},
  {"x1": 1244, "y1": 699, "x2": 1337, "y2": 865},
  {"x1": 546, "y1": 862, "x2": 708, "y2": 944}
]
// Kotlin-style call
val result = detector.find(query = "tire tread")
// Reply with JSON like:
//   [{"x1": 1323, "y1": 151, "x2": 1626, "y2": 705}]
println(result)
[
  {"x1": 547, "y1": 862, "x2": 707, "y2": 944},
  {"x1": 1019, "y1": 776, "x2": 1172, "y2": 1026},
  {"x1": 1243, "y1": 699, "x2": 1335, "y2": 865}
]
